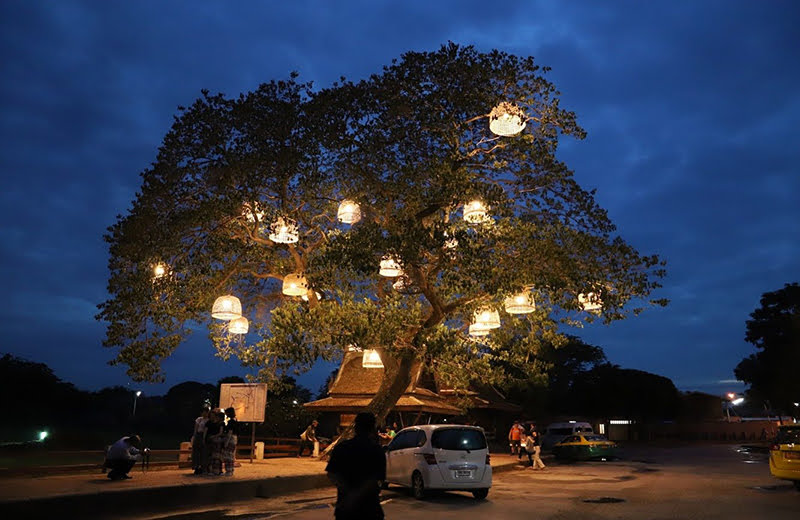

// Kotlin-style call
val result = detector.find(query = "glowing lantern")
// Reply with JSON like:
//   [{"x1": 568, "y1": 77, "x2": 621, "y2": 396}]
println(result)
[
  {"x1": 337, "y1": 199, "x2": 362, "y2": 224},
  {"x1": 228, "y1": 316, "x2": 249, "y2": 335},
  {"x1": 504, "y1": 291, "x2": 536, "y2": 315},
  {"x1": 489, "y1": 102, "x2": 526, "y2": 137},
  {"x1": 578, "y1": 292, "x2": 603, "y2": 313},
  {"x1": 211, "y1": 295, "x2": 242, "y2": 320},
  {"x1": 473, "y1": 307, "x2": 501, "y2": 329},
  {"x1": 152, "y1": 262, "x2": 169, "y2": 281},
  {"x1": 463, "y1": 200, "x2": 489, "y2": 224},
  {"x1": 268, "y1": 217, "x2": 299, "y2": 244},
  {"x1": 301, "y1": 291, "x2": 322, "y2": 302},
  {"x1": 468, "y1": 323, "x2": 490, "y2": 337},
  {"x1": 282, "y1": 273, "x2": 308, "y2": 296},
  {"x1": 242, "y1": 202, "x2": 264, "y2": 223},
  {"x1": 379, "y1": 255, "x2": 402, "y2": 277},
  {"x1": 362, "y1": 349, "x2": 384, "y2": 368}
]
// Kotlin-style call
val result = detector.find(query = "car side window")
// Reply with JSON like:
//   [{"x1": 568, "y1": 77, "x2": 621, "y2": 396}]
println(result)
[
  {"x1": 388, "y1": 431, "x2": 413, "y2": 451},
  {"x1": 415, "y1": 430, "x2": 427, "y2": 447}
]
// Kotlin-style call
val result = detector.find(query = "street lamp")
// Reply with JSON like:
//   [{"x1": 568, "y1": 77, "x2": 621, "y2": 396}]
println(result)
[{"x1": 133, "y1": 390, "x2": 142, "y2": 416}]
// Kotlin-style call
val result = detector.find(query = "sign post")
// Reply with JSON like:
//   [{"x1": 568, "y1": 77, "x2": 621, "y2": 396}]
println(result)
[{"x1": 219, "y1": 383, "x2": 267, "y2": 463}]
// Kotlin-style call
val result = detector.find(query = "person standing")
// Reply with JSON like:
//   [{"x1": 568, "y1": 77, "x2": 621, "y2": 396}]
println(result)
[
  {"x1": 206, "y1": 409, "x2": 225, "y2": 475},
  {"x1": 222, "y1": 407, "x2": 239, "y2": 476},
  {"x1": 191, "y1": 408, "x2": 209, "y2": 475},
  {"x1": 508, "y1": 420, "x2": 524, "y2": 456},
  {"x1": 298, "y1": 420, "x2": 318, "y2": 457},
  {"x1": 529, "y1": 425, "x2": 546, "y2": 470},
  {"x1": 104, "y1": 435, "x2": 142, "y2": 480},
  {"x1": 326, "y1": 412, "x2": 386, "y2": 520}
]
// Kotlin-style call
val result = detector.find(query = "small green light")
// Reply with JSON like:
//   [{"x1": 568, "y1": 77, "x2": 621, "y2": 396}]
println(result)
[{"x1": 38, "y1": 431, "x2": 48, "y2": 441}]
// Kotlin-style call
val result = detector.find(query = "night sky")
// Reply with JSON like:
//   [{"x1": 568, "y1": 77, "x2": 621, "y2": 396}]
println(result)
[{"x1": 1, "y1": 1, "x2": 798, "y2": 398}]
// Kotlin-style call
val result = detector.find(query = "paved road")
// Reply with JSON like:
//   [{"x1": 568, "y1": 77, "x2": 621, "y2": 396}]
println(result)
[{"x1": 135, "y1": 444, "x2": 800, "y2": 520}]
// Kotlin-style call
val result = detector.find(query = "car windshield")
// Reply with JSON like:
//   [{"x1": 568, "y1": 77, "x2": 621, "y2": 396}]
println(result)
[
  {"x1": 431, "y1": 428, "x2": 487, "y2": 451},
  {"x1": 776, "y1": 427, "x2": 800, "y2": 444},
  {"x1": 583, "y1": 435, "x2": 607, "y2": 442}
]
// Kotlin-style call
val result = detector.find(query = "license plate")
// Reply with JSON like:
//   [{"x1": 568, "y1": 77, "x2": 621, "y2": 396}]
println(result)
[
  {"x1": 784, "y1": 451, "x2": 800, "y2": 460},
  {"x1": 455, "y1": 470, "x2": 473, "y2": 478}
]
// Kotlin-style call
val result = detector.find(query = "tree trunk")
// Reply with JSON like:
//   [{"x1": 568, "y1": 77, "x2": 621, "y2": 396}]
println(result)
[{"x1": 319, "y1": 350, "x2": 416, "y2": 459}]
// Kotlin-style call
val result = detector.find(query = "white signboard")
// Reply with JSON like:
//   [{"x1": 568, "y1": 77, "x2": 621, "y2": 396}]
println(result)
[{"x1": 219, "y1": 383, "x2": 267, "y2": 423}]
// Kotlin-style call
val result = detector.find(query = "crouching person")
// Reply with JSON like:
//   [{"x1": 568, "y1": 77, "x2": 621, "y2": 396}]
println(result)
[{"x1": 105, "y1": 435, "x2": 142, "y2": 480}]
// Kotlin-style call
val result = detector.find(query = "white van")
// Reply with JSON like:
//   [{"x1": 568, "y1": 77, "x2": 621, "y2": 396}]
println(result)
[
  {"x1": 541, "y1": 421, "x2": 593, "y2": 450},
  {"x1": 384, "y1": 424, "x2": 492, "y2": 500}
]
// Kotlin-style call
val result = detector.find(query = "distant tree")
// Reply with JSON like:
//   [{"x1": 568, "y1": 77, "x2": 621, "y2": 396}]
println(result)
[
  {"x1": 259, "y1": 377, "x2": 314, "y2": 437},
  {"x1": 165, "y1": 381, "x2": 216, "y2": 435},
  {"x1": 316, "y1": 369, "x2": 339, "y2": 400},
  {"x1": 734, "y1": 282, "x2": 800, "y2": 413}
]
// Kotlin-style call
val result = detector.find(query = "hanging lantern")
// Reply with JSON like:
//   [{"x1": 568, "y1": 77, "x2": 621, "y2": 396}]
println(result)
[
  {"x1": 282, "y1": 273, "x2": 308, "y2": 296},
  {"x1": 468, "y1": 323, "x2": 490, "y2": 337},
  {"x1": 362, "y1": 349, "x2": 384, "y2": 368},
  {"x1": 301, "y1": 290, "x2": 322, "y2": 302},
  {"x1": 463, "y1": 200, "x2": 489, "y2": 224},
  {"x1": 242, "y1": 201, "x2": 264, "y2": 223},
  {"x1": 268, "y1": 217, "x2": 299, "y2": 244},
  {"x1": 337, "y1": 199, "x2": 362, "y2": 224},
  {"x1": 578, "y1": 292, "x2": 603, "y2": 313},
  {"x1": 228, "y1": 316, "x2": 249, "y2": 335},
  {"x1": 379, "y1": 255, "x2": 403, "y2": 277},
  {"x1": 504, "y1": 291, "x2": 536, "y2": 315},
  {"x1": 473, "y1": 307, "x2": 501, "y2": 329},
  {"x1": 489, "y1": 102, "x2": 527, "y2": 137},
  {"x1": 211, "y1": 295, "x2": 242, "y2": 320}
]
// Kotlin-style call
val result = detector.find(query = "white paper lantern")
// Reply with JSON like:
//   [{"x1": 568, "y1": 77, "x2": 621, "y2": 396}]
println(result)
[
  {"x1": 473, "y1": 307, "x2": 501, "y2": 329},
  {"x1": 268, "y1": 217, "x2": 299, "y2": 244},
  {"x1": 468, "y1": 323, "x2": 491, "y2": 337},
  {"x1": 578, "y1": 292, "x2": 603, "y2": 313},
  {"x1": 504, "y1": 291, "x2": 536, "y2": 314},
  {"x1": 337, "y1": 199, "x2": 362, "y2": 224},
  {"x1": 282, "y1": 273, "x2": 308, "y2": 296},
  {"x1": 463, "y1": 200, "x2": 489, "y2": 224},
  {"x1": 379, "y1": 255, "x2": 403, "y2": 277},
  {"x1": 152, "y1": 262, "x2": 170, "y2": 281},
  {"x1": 362, "y1": 349, "x2": 384, "y2": 368},
  {"x1": 489, "y1": 102, "x2": 527, "y2": 137},
  {"x1": 228, "y1": 316, "x2": 249, "y2": 334},
  {"x1": 211, "y1": 295, "x2": 242, "y2": 320}
]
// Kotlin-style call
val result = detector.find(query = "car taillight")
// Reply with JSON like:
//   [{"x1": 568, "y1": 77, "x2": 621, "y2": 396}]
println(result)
[
  {"x1": 485, "y1": 453, "x2": 491, "y2": 465},
  {"x1": 423, "y1": 453, "x2": 437, "y2": 465}
]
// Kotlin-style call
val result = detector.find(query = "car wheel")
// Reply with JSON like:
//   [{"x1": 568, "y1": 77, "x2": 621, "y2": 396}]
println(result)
[
  {"x1": 472, "y1": 488, "x2": 489, "y2": 500},
  {"x1": 411, "y1": 471, "x2": 425, "y2": 499}
]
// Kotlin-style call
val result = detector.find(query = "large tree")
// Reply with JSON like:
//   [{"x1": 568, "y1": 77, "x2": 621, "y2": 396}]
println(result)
[
  {"x1": 734, "y1": 282, "x2": 800, "y2": 412},
  {"x1": 99, "y1": 44, "x2": 665, "y2": 436}
]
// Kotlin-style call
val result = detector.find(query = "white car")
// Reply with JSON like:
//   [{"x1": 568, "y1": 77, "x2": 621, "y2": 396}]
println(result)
[{"x1": 384, "y1": 424, "x2": 492, "y2": 500}]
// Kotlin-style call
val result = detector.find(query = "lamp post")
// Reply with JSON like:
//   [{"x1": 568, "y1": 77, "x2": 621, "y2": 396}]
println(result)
[{"x1": 133, "y1": 390, "x2": 142, "y2": 416}]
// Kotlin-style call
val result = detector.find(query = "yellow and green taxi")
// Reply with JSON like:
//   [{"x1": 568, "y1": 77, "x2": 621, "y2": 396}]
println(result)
[
  {"x1": 552, "y1": 434, "x2": 618, "y2": 461},
  {"x1": 769, "y1": 424, "x2": 800, "y2": 491}
]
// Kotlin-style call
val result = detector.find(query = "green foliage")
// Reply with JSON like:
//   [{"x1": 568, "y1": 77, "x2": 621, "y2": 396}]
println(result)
[
  {"x1": 99, "y1": 43, "x2": 666, "y2": 418},
  {"x1": 734, "y1": 282, "x2": 800, "y2": 412}
]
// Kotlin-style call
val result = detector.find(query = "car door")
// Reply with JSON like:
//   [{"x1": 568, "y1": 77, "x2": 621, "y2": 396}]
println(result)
[{"x1": 385, "y1": 431, "x2": 414, "y2": 484}]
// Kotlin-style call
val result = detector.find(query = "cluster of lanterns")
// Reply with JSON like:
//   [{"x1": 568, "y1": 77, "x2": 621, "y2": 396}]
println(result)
[{"x1": 211, "y1": 294, "x2": 249, "y2": 335}]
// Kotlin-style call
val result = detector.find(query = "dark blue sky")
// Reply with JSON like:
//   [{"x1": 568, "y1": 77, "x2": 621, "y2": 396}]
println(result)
[{"x1": 1, "y1": 1, "x2": 798, "y2": 398}]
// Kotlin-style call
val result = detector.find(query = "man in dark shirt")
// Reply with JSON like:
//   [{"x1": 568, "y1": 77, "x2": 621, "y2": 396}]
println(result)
[{"x1": 326, "y1": 412, "x2": 386, "y2": 520}]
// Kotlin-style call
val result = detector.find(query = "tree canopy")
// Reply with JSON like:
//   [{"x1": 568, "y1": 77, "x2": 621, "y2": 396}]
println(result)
[
  {"x1": 99, "y1": 43, "x2": 666, "y2": 425},
  {"x1": 734, "y1": 282, "x2": 800, "y2": 412}
]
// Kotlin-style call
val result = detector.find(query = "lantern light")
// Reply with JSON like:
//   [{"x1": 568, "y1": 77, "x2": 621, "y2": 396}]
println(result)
[
  {"x1": 578, "y1": 292, "x2": 603, "y2": 313},
  {"x1": 337, "y1": 199, "x2": 362, "y2": 225},
  {"x1": 242, "y1": 202, "x2": 264, "y2": 223},
  {"x1": 152, "y1": 262, "x2": 169, "y2": 281},
  {"x1": 282, "y1": 273, "x2": 309, "y2": 296},
  {"x1": 211, "y1": 295, "x2": 242, "y2": 320},
  {"x1": 362, "y1": 349, "x2": 384, "y2": 368},
  {"x1": 473, "y1": 307, "x2": 501, "y2": 329},
  {"x1": 379, "y1": 255, "x2": 403, "y2": 277},
  {"x1": 301, "y1": 291, "x2": 322, "y2": 302},
  {"x1": 228, "y1": 316, "x2": 249, "y2": 335},
  {"x1": 268, "y1": 217, "x2": 299, "y2": 244},
  {"x1": 504, "y1": 291, "x2": 536, "y2": 314},
  {"x1": 488, "y1": 102, "x2": 527, "y2": 137},
  {"x1": 468, "y1": 323, "x2": 491, "y2": 337},
  {"x1": 463, "y1": 200, "x2": 489, "y2": 224}
]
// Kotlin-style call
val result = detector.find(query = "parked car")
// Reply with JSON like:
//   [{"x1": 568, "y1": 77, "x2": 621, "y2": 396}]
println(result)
[
  {"x1": 541, "y1": 421, "x2": 594, "y2": 450},
  {"x1": 769, "y1": 424, "x2": 800, "y2": 491},
  {"x1": 552, "y1": 433, "x2": 618, "y2": 461},
  {"x1": 384, "y1": 424, "x2": 492, "y2": 500}
]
